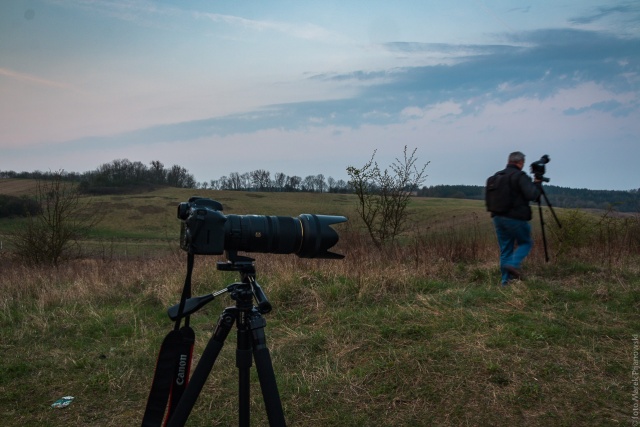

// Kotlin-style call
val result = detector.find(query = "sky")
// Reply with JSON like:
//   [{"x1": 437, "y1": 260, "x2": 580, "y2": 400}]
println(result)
[{"x1": 1, "y1": 0, "x2": 639, "y2": 191}]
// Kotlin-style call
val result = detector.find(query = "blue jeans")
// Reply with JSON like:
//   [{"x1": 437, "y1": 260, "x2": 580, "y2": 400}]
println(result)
[{"x1": 492, "y1": 216, "x2": 533, "y2": 284}]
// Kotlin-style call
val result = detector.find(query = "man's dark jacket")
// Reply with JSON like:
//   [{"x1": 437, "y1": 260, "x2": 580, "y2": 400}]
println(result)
[{"x1": 491, "y1": 164, "x2": 541, "y2": 221}]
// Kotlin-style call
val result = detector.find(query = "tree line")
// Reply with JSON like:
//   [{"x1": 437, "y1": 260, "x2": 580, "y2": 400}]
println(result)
[
  {"x1": 208, "y1": 171, "x2": 349, "y2": 193},
  {"x1": 0, "y1": 159, "x2": 349, "y2": 194},
  {"x1": 2, "y1": 149, "x2": 425, "y2": 265},
  {"x1": 2, "y1": 158, "x2": 639, "y2": 212},
  {"x1": 0, "y1": 160, "x2": 195, "y2": 194},
  {"x1": 419, "y1": 184, "x2": 640, "y2": 213}
]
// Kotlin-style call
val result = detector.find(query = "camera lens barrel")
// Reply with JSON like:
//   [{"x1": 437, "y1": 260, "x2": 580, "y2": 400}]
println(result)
[
  {"x1": 225, "y1": 215, "x2": 302, "y2": 255},
  {"x1": 179, "y1": 198, "x2": 346, "y2": 259},
  {"x1": 224, "y1": 213, "x2": 346, "y2": 259}
]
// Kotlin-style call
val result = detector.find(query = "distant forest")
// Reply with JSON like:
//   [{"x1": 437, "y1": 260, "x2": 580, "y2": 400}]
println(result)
[
  {"x1": 419, "y1": 185, "x2": 640, "y2": 213},
  {"x1": 1, "y1": 159, "x2": 639, "y2": 212}
]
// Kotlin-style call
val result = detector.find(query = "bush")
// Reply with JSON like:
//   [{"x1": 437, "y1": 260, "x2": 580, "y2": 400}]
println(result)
[
  {"x1": 548, "y1": 209, "x2": 595, "y2": 257},
  {"x1": 549, "y1": 207, "x2": 640, "y2": 265},
  {"x1": 10, "y1": 173, "x2": 101, "y2": 266},
  {"x1": 347, "y1": 146, "x2": 429, "y2": 248},
  {"x1": 0, "y1": 195, "x2": 41, "y2": 218}
]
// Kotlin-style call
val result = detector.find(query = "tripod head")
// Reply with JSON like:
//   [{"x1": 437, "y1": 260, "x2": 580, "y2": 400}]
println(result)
[
  {"x1": 168, "y1": 251, "x2": 272, "y2": 321},
  {"x1": 218, "y1": 251, "x2": 271, "y2": 314},
  {"x1": 216, "y1": 251, "x2": 256, "y2": 275}
]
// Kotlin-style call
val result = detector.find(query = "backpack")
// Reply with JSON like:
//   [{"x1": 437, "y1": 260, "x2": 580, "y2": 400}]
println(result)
[{"x1": 485, "y1": 169, "x2": 518, "y2": 214}]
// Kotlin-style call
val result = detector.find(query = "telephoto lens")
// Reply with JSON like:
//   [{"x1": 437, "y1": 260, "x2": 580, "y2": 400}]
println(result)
[
  {"x1": 223, "y1": 213, "x2": 346, "y2": 259},
  {"x1": 178, "y1": 197, "x2": 347, "y2": 258}
]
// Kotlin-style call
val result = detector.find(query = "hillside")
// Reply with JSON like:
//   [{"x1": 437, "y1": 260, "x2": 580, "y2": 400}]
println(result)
[
  {"x1": 3, "y1": 170, "x2": 639, "y2": 213},
  {"x1": 0, "y1": 186, "x2": 638, "y2": 426},
  {"x1": 0, "y1": 178, "x2": 39, "y2": 196}
]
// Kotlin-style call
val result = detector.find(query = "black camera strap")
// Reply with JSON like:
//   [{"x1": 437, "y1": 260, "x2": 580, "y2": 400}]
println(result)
[{"x1": 141, "y1": 253, "x2": 196, "y2": 427}]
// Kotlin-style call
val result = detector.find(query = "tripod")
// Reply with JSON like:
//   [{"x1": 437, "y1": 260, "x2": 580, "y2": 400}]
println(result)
[
  {"x1": 536, "y1": 184, "x2": 562, "y2": 262},
  {"x1": 165, "y1": 253, "x2": 286, "y2": 427}
]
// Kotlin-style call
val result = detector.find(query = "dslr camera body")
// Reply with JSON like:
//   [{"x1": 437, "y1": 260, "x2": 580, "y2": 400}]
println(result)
[
  {"x1": 530, "y1": 154, "x2": 551, "y2": 182},
  {"x1": 178, "y1": 197, "x2": 227, "y2": 255}
]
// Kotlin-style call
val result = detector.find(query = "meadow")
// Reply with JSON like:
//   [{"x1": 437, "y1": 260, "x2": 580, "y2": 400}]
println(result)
[{"x1": 0, "y1": 183, "x2": 638, "y2": 426}]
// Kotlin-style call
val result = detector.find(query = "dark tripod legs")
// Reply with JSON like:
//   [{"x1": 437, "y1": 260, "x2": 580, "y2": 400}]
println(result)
[
  {"x1": 237, "y1": 307, "x2": 286, "y2": 427},
  {"x1": 536, "y1": 185, "x2": 562, "y2": 262},
  {"x1": 166, "y1": 304, "x2": 286, "y2": 427}
]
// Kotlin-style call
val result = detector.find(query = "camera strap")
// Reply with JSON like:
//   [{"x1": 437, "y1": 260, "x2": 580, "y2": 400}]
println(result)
[{"x1": 141, "y1": 253, "x2": 196, "y2": 427}]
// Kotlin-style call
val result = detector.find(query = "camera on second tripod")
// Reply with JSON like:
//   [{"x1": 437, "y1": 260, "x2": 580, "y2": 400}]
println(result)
[{"x1": 530, "y1": 154, "x2": 551, "y2": 182}]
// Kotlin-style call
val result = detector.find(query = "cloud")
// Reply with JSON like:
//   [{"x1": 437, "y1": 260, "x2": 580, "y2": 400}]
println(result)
[
  {"x1": 277, "y1": 29, "x2": 634, "y2": 127},
  {"x1": 382, "y1": 42, "x2": 522, "y2": 57},
  {"x1": 564, "y1": 99, "x2": 637, "y2": 117},
  {"x1": 569, "y1": 2, "x2": 640, "y2": 26},
  {"x1": 46, "y1": 0, "x2": 171, "y2": 26},
  {"x1": 195, "y1": 12, "x2": 347, "y2": 43},
  {"x1": 46, "y1": 0, "x2": 347, "y2": 43},
  {"x1": 32, "y1": 27, "x2": 639, "y2": 154},
  {"x1": 0, "y1": 67, "x2": 78, "y2": 91},
  {"x1": 507, "y1": 6, "x2": 531, "y2": 14}
]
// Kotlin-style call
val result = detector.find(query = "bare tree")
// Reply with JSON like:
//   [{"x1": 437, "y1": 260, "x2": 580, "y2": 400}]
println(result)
[
  {"x1": 334, "y1": 179, "x2": 348, "y2": 193},
  {"x1": 167, "y1": 165, "x2": 196, "y2": 188},
  {"x1": 250, "y1": 169, "x2": 271, "y2": 191},
  {"x1": 240, "y1": 172, "x2": 251, "y2": 190},
  {"x1": 347, "y1": 146, "x2": 429, "y2": 248},
  {"x1": 274, "y1": 172, "x2": 287, "y2": 191},
  {"x1": 11, "y1": 172, "x2": 102, "y2": 266},
  {"x1": 315, "y1": 174, "x2": 326, "y2": 193},
  {"x1": 327, "y1": 176, "x2": 336, "y2": 192},
  {"x1": 227, "y1": 172, "x2": 242, "y2": 190},
  {"x1": 302, "y1": 175, "x2": 317, "y2": 192},
  {"x1": 149, "y1": 160, "x2": 166, "y2": 184},
  {"x1": 287, "y1": 175, "x2": 302, "y2": 191},
  {"x1": 209, "y1": 179, "x2": 221, "y2": 190}
]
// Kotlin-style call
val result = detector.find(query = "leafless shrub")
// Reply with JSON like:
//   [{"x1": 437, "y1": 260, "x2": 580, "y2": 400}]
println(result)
[
  {"x1": 347, "y1": 146, "x2": 429, "y2": 249},
  {"x1": 10, "y1": 171, "x2": 102, "y2": 266}
]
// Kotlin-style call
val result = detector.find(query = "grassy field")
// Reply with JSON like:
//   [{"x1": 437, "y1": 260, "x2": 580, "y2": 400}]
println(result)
[{"x1": 0, "y1": 184, "x2": 638, "y2": 426}]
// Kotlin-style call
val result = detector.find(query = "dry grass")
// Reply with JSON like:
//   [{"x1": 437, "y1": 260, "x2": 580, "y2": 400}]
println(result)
[
  {"x1": 0, "y1": 193, "x2": 638, "y2": 426},
  {"x1": 0, "y1": 178, "x2": 39, "y2": 196}
]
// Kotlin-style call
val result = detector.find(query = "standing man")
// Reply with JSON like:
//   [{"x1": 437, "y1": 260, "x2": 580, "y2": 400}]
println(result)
[{"x1": 486, "y1": 151, "x2": 541, "y2": 286}]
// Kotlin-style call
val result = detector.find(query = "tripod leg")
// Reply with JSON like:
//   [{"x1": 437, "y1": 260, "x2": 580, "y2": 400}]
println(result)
[
  {"x1": 541, "y1": 190, "x2": 562, "y2": 228},
  {"x1": 248, "y1": 309, "x2": 287, "y2": 427},
  {"x1": 166, "y1": 308, "x2": 236, "y2": 427},
  {"x1": 538, "y1": 200, "x2": 550, "y2": 262},
  {"x1": 237, "y1": 312, "x2": 253, "y2": 427}
]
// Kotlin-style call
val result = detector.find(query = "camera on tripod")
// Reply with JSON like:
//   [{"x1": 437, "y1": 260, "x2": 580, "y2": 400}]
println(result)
[
  {"x1": 177, "y1": 196, "x2": 347, "y2": 259},
  {"x1": 527, "y1": 154, "x2": 563, "y2": 263},
  {"x1": 530, "y1": 154, "x2": 551, "y2": 182},
  {"x1": 141, "y1": 197, "x2": 349, "y2": 426}
]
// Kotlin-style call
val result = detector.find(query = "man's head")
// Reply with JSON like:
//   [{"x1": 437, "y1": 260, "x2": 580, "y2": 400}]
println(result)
[{"x1": 508, "y1": 151, "x2": 525, "y2": 170}]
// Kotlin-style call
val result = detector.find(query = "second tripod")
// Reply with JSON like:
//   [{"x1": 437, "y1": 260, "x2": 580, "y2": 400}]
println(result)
[
  {"x1": 165, "y1": 254, "x2": 287, "y2": 427},
  {"x1": 535, "y1": 184, "x2": 562, "y2": 262}
]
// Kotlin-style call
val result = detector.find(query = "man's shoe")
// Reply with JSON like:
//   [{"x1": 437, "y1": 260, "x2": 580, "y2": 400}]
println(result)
[{"x1": 504, "y1": 265, "x2": 523, "y2": 280}]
